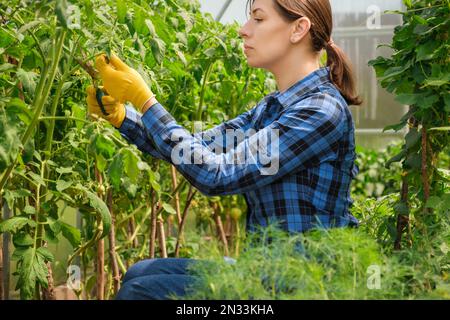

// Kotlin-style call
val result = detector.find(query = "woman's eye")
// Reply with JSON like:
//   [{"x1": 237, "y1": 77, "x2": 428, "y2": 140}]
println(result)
[{"x1": 254, "y1": 18, "x2": 263, "y2": 22}]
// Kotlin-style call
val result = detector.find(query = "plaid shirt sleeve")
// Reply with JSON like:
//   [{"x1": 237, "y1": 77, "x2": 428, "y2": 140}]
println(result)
[
  {"x1": 118, "y1": 105, "x2": 169, "y2": 161},
  {"x1": 141, "y1": 94, "x2": 344, "y2": 196},
  {"x1": 118, "y1": 105, "x2": 256, "y2": 160}
]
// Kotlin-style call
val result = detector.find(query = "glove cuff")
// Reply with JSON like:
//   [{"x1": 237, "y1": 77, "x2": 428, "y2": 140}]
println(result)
[{"x1": 136, "y1": 91, "x2": 156, "y2": 113}]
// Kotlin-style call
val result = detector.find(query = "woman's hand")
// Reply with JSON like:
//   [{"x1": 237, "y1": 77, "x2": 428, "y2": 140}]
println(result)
[
  {"x1": 86, "y1": 86, "x2": 126, "y2": 128},
  {"x1": 95, "y1": 53, "x2": 155, "y2": 113}
]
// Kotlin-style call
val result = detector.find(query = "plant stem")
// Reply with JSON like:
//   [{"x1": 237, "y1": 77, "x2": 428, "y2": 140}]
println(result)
[
  {"x1": 211, "y1": 202, "x2": 229, "y2": 256},
  {"x1": 39, "y1": 116, "x2": 91, "y2": 124},
  {"x1": 175, "y1": 186, "x2": 197, "y2": 257},
  {"x1": 0, "y1": 28, "x2": 67, "y2": 195},
  {"x1": 0, "y1": 203, "x2": 3, "y2": 300},
  {"x1": 234, "y1": 219, "x2": 240, "y2": 257},
  {"x1": 94, "y1": 165, "x2": 105, "y2": 300},
  {"x1": 170, "y1": 165, "x2": 182, "y2": 225},
  {"x1": 421, "y1": 126, "x2": 430, "y2": 203},
  {"x1": 149, "y1": 192, "x2": 157, "y2": 258},
  {"x1": 107, "y1": 188, "x2": 121, "y2": 295},
  {"x1": 157, "y1": 216, "x2": 168, "y2": 258},
  {"x1": 395, "y1": 176, "x2": 410, "y2": 251},
  {"x1": 195, "y1": 61, "x2": 214, "y2": 123},
  {"x1": 42, "y1": 250, "x2": 56, "y2": 300}
]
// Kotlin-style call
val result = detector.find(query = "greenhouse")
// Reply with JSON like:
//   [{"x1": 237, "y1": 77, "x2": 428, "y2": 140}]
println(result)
[{"x1": 0, "y1": 0, "x2": 448, "y2": 303}]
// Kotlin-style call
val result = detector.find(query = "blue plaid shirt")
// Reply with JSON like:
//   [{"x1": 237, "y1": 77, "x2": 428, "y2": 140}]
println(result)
[{"x1": 118, "y1": 67, "x2": 359, "y2": 233}]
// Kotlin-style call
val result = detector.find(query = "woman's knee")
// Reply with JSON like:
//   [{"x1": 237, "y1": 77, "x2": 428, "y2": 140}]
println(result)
[
  {"x1": 116, "y1": 274, "x2": 198, "y2": 300},
  {"x1": 122, "y1": 259, "x2": 159, "y2": 283},
  {"x1": 122, "y1": 258, "x2": 197, "y2": 283}
]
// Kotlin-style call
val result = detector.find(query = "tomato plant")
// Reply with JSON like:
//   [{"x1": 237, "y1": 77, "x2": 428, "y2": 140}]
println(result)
[
  {"x1": 369, "y1": 0, "x2": 449, "y2": 250},
  {"x1": 0, "y1": 0, "x2": 270, "y2": 299}
]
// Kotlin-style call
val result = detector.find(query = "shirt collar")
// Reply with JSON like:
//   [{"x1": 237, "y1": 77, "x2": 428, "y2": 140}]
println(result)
[{"x1": 265, "y1": 67, "x2": 331, "y2": 108}]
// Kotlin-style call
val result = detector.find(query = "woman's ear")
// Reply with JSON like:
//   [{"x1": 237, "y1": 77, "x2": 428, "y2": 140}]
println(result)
[{"x1": 290, "y1": 17, "x2": 311, "y2": 44}]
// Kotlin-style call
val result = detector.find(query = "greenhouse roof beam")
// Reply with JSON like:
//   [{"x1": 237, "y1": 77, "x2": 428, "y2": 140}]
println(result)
[{"x1": 216, "y1": 0, "x2": 234, "y2": 22}]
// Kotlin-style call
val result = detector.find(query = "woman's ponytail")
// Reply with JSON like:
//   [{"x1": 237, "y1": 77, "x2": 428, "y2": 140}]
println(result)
[{"x1": 325, "y1": 40, "x2": 362, "y2": 106}]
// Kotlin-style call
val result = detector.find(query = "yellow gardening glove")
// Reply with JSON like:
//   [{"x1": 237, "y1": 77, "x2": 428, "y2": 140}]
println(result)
[
  {"x1": 86, "y1": 86, "x2": 126, "y2": 128},
  {"x1": 95, "y1": 53, "x2": 155, "y2": 113}
]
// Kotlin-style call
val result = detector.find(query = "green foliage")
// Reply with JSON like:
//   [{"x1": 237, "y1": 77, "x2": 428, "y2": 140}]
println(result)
[
  {"x1": 0, "y1": 0, "x2": 270, "y2": 299},
  {"x1": 352, "y1": 143, "x2": 403, "y2": 199},
  {"x1": 368, "y1": 0, "x2": 449, "y2": 163},
  {"x1": 368, "y1": 0, "x2": 450, "y2": 256},
  {"x1": 0, "y1": 0, "x2": 447, "y2": 300},
  {"x1": 183, "y1": 226, "x2": 416, "y2": 300}
]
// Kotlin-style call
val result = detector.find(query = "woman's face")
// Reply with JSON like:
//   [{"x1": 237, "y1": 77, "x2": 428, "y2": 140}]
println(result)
[{"x1": 239, "y1": 0, "x2": 293, "y2": 70}]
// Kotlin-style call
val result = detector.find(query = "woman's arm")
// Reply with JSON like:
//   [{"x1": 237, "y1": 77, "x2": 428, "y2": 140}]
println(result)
[
  {"x1": 118, "y1": 104, "x2": 257, "y2": 160},
  {"x1": 141, "y1": 94, "x2": 345, "y2": 196},
  {"x1": 118, "y1": 105, "x2": 170, "y2": 161}
]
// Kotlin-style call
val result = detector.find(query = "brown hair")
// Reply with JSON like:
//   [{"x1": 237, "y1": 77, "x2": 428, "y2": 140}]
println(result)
[{"x1": 246, "y1": 0, "x2": 362, "y2": 106}]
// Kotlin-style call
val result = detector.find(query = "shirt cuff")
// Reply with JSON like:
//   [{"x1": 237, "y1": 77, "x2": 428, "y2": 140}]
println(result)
[
  {"x1": 117, "y1": 104, "x2": 141, "y2": 134},
  {"x1": 141, "y1": 103, "x2": 176, "y2": 140}
]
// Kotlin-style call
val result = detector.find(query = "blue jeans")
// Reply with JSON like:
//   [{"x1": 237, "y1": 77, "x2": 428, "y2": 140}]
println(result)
[{"x1": 115, "y1": 258, "x2": 201, "y2": 300}]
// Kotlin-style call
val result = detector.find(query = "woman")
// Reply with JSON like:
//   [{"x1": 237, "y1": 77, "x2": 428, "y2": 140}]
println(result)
[{"x1": 86, "y1": 0, "x2": 362, "y2": 300}]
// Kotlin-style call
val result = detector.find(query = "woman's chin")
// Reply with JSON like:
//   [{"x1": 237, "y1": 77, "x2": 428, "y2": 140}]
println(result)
[{"x1": 245, "y1": 57, "x2": 262, "y2": 69}]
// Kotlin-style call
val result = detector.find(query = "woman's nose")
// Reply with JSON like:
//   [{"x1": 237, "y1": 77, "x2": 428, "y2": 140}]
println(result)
[{"x1": 239, "y1": 22, "x2": 249, "y2": 39}]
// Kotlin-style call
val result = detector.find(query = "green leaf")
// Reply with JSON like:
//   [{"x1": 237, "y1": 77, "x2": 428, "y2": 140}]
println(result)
[
  {"x1": 379, "y1": 62, "x2": 411, "y2": 81},
  {"x1": 385, "y1": 150, "x2": 407, "y2": 168},
  {"x1": 108, "y1": 154, "x2": 123, "y2": 190},
  {"x1": 61, "y1": 81, "x2": 72, "y2": 93},
  {"x1": 444, "y1": 93, "x2": 450, "y2": 112},
  {"x1": 7, "y1": 98, "x2": 31, "y2": 126},
  {"x1": 28, "y1": 171, "x2": 46, "y2": 186},
  {"x1": 56, "y1": 180, "x2": 72, "y2": 192},
  {"x1": 145, "y1": 19, "x2": 156, "y2": 36},
  {"x1": 395, "y1": 93, "x2": 424, "y2": 105},
  {"x1": 123, "y1": 178, "x2": 138, "y2": 198},
  {"x1": 56, "y1": 167, "x2": 74, "y2": 175},
  {"x1": 13, "y1": 232, "x2": 34, "y2": 247},
  {"x1": 117, "y1": 0, "x2": 127, "y2": 23},
  {"x1": 122, "y1": 149, "x2": 140, "y2": 183},
  {"x1": 0, "y1": 63, "x2": 15, "y2": 72},
  {"x1": 0, "y1": 216, "x2": 36, "y2": 233},
  {"x1": 416, "y1": 41, "x2": 439, "y2": 62},
  {"x1": 425, "y1": 196, "x2": 441, "y2": 209},
  {"x1": 404, "y1": 153, "x2": 421, "y2": 170},
  {"x1": 23, "y1": 205, "x2": 36, "y2": 215},
  {"x1": 55, "y1": 0, "x2": 80, "y2": 29},
  {"x1": 11, "y1": 246, "x2": 30, "y2": 261},
  {"x1": 16, "y1": 68, "x2": 38, "y2": 94},
  {"x1": 204, "y1": 48, "x2": 216, "y2": 58},
  {"x1": 162, "y1": 203, "x2": 177, "y2": 215},
  {"x1": 85, "y1": 190, "x2": 112, "y2": 238},
  {"x1": 48, "y1": 217, "x2": 61, "y2": 234},
  {"x1": 55, "y1": 0, "x2": 69, "y2": 28},
  {"x1": 383, "y1": 121, "x2": 407, "y2": 132},
  {"x1": 91, "y1": 134, "x2": 115, "y2": 159},
  {"x1": 150, "y1": 37, "x2": 166, "y2": 65},
  {"x1": 394, "y1": 202, "x2": 409, "y2": 215},
  {"x1": 429, "y1": 127, "x2": 450, "y2": 131},
  {"x1": 37, "y1": 247, "x2": 54, "y2": 262},
  {"x1": 60, "y1": 222, "x2": 81, "y2": 247},
  {"x1": 405, "y1": 129, "x2": 420, "y2": 150},
  {"x1": 417, "y1": 94, "x2": 439, "y2": 109},
  {"x1": 15, "y1": 246, "x2": 52, "y2": 299}
]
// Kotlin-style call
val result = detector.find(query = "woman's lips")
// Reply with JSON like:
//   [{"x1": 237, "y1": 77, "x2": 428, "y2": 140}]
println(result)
[{"x1": 244, "y1": 45, "x2": 254, "y2": 54}]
